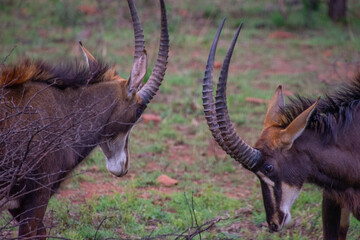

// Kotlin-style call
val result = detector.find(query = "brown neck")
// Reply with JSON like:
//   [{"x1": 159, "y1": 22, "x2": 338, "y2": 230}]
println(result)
[
  {"x1": 58, "y1": 82, "x2": 120, "y2": 160},
  {"x1": 293, "y1": 124, "x2": 360, "y2": 191}
]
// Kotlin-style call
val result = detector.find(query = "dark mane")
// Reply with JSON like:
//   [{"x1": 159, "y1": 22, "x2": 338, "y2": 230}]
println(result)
[
  {"x1": 279, "y1": 73, "x2": 360, "y2": 143},
  {"x1": 0, "y1": 58, "x2": 115, "y2": 89}
]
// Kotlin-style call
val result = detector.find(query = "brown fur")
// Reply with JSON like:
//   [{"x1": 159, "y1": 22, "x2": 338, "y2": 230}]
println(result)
[
  {"x1": 0, "y1": 58, "x2": 124, "y2": 90},
  {"x1": 0, "y1": 51, "x2": 146, "y2": 240},
  {"x1": 278, "y1": 72, "x2": 360, "y2": 144},
  {"x1": 0, "y1": 59, "x2": 53, "y2": 87},
  {"x1": 203, "y1": 20, "x2": 360, "y2": 240},
  {"x1": 0, "y1": 0, "x2": 169, "y2": 237},
  {"x1": 202, "y1": 18, "x2": 360, "y2": 239}
]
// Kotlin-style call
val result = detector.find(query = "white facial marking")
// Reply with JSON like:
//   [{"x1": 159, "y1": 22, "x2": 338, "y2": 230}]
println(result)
[
  {"x1": 257, "y1": 171, "x2": 275, "y2": 187},
  {"x1": 280, "y1": 183, "x2": 301, "y2": 227},
  {"x1": 102, "y1": 130, "x2": 132, "y2": 177},
  {"x1": 257, "y1": 171, "x2": 301, "y2": 230},
  {"x1": 257, "y1": 171, "x2": 277, "y2": 223}
]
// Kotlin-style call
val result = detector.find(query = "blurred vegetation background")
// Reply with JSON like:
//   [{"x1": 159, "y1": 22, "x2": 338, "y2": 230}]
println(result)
[
  {"x1": 1, "y1": 0, "x2": 360, "y2": 239},
  {"x1": 1, "y1": 0, "x2": 359, "y2": 64}
]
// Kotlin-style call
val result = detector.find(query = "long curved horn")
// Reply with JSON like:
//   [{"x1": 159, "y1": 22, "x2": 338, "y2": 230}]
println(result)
[
  {"x1": 137, "y1": 0, "x2": 169, "y2": 106},
  {"x1": 202, "y1": 21, "x2": 260, "y2": 170},
  {"x1": 202, "y1": 18, "x2": 232, "y2": 156},
  {"x1": 215, "y1": 24, "x2": 260, "y2": 170},
  {"x1": 127, "y1": 0, "x2": 145, "y2": 60}
]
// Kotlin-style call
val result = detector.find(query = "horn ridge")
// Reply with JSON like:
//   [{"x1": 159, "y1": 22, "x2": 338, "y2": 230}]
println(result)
[
  {"x1": 202, "y1": 18, "x2": 234, "y2": 156},
  {"x1": 212, "y1": 23, "x2": 260, "y2": 170},
  {"x1": 137, "y1": 0, "x2": 169, "y2": 106},
  {"x1": 127, "y1": 0, "x2": 145, "y2": 60}
]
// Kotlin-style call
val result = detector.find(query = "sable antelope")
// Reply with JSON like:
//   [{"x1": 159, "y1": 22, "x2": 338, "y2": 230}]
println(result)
[
  {"x1": 202, "y1": 19, "x2": 360, "y2": 240},
  {"x1": 0, "y1": 0, "x2": 168, "y2": 238}
]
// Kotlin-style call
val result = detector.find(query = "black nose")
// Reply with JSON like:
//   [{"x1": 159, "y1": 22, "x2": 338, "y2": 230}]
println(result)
[
  {"x1": 116, "y1": 169, "x2": 128, "y2": 177},
  {"x1": 270, "y1": 222, "x2": 279, "y2": 232}
]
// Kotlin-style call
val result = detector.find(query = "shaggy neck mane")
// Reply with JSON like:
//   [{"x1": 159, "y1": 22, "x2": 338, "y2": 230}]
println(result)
[
  {"x1": 279, "y1": 73, "x2": 360, "y2": 143},
  {"x1": 0, "y1": 58, "x2": 115, "y2": 89}
]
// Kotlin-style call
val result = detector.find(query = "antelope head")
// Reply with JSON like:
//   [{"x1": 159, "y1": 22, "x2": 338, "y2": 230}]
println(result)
[
  {"x1": 202, "y1": 19, "x2": 319, "y2": 232},
  {"x1": 80, "y1": 0, "x2": 169, "y2": 177}
]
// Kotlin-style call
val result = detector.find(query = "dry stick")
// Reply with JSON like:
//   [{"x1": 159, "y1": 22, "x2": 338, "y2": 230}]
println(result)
[
  {"x1": 0, "y1": 89, "x2": 229, "y2": 240},
  {"x1": 145, "y1": 195, "x2": 230, "y2": 239},
  {"x1": 184, "y1": 192, "x2": 194, "y2": 237},
  {"x1": 191, "y1": 192, "x2": 200, "y2": 240},
  {"x1": 145, "y1": 229, "x2": 156, "y2": 240},
  {"x1": 174, "y1": 193, "x2": 193, "y2": 240},
  {"x1": 1, "y1": 45, "x2": 17, "y2": 65},
  {"x1": 174, "y1": 217, "x2": 227, "y2": 240},
  {"x1": 0, "y1": 55, "x2": 137, "y2": 237},
  {"x1": 94, "y1": 216, "x2": 108, "y2": 240},
  {"x1": 0, "y1": 97, "x2": 115, "y2": 234},
  {"x1": 118, "y1": 192, "x2": 229, "y2": 240}
]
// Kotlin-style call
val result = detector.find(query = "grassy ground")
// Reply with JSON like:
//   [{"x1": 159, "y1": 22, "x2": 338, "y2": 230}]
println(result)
[{"x1": 1, "y1": 0, "x2": 360, "y2": 239}]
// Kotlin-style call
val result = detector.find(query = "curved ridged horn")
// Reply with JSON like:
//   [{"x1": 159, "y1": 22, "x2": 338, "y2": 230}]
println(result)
[
  {"x1": 127, "y1": 0, "x2": 145, "y2": 60},
  {"x1": 202, "y1": 18, "x2": 232, "y2": 156},
  {"x1": 203, "y1": 21, "x2": 261, "y2": 170},
  {"x1": 215, "y1": 23, "x2": 260, "y2": 169},
  {"x1": 137, "y1": 0, "x2": 169, "y2": 106}
]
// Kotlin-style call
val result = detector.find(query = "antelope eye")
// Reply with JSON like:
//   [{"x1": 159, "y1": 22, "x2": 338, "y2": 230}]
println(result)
[{"x1": 264, "y1": 164, "x2": 274, "y2": 174}]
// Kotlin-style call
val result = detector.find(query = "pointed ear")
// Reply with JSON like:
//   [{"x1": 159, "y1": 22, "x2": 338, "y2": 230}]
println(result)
[
  {"x1": 128, "y1": 50, "x2": 147, "y2": 95},
  {"x1": 280, "y1": 98, "x2": 320, "y2": 149},
  {"x1": 264, "y1": 85, "x2": 285, "y2": 128},
  {"x1": 79, "y1": 41, "x2": 98, "y2": 73}
]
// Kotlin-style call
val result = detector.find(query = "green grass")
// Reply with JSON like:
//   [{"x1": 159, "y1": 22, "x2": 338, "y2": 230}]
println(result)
[
  {"x1": 45, "y1": 183, "x2": 243, "y2": 239},
  {"x1": 1, "y1": 0, "x2": 360, "y2": 239}
]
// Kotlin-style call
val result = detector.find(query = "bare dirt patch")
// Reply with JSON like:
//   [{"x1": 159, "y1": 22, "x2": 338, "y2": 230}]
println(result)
[
  {"x1": 57, "y1": 172, "x2": 124, "y2": 204},
  {"x1": 168, "y1": 142, "x2": 195, "y2": 165}
]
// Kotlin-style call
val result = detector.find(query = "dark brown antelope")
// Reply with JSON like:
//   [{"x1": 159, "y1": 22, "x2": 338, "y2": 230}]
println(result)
[
  {"x1": 203, "y1": 19, "x2": 360, "y2": 240},
  {"x1": 0, "y1": 0, "x2": 168, "y2": 238}
]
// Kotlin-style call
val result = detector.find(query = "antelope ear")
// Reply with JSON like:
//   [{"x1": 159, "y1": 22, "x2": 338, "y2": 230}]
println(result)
[
  {"x1": 280, "y1": 98, "x2": 320, "y2": 149},
  {"x1": 128, "y1": 50, "x2": 147, "y2": 95},
  {"x1": 264, "y1": 85, "x2": 285, "y2": 128},
  {"x1": 79, "y1": 41, "x2": 98, "y2": 73}
]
